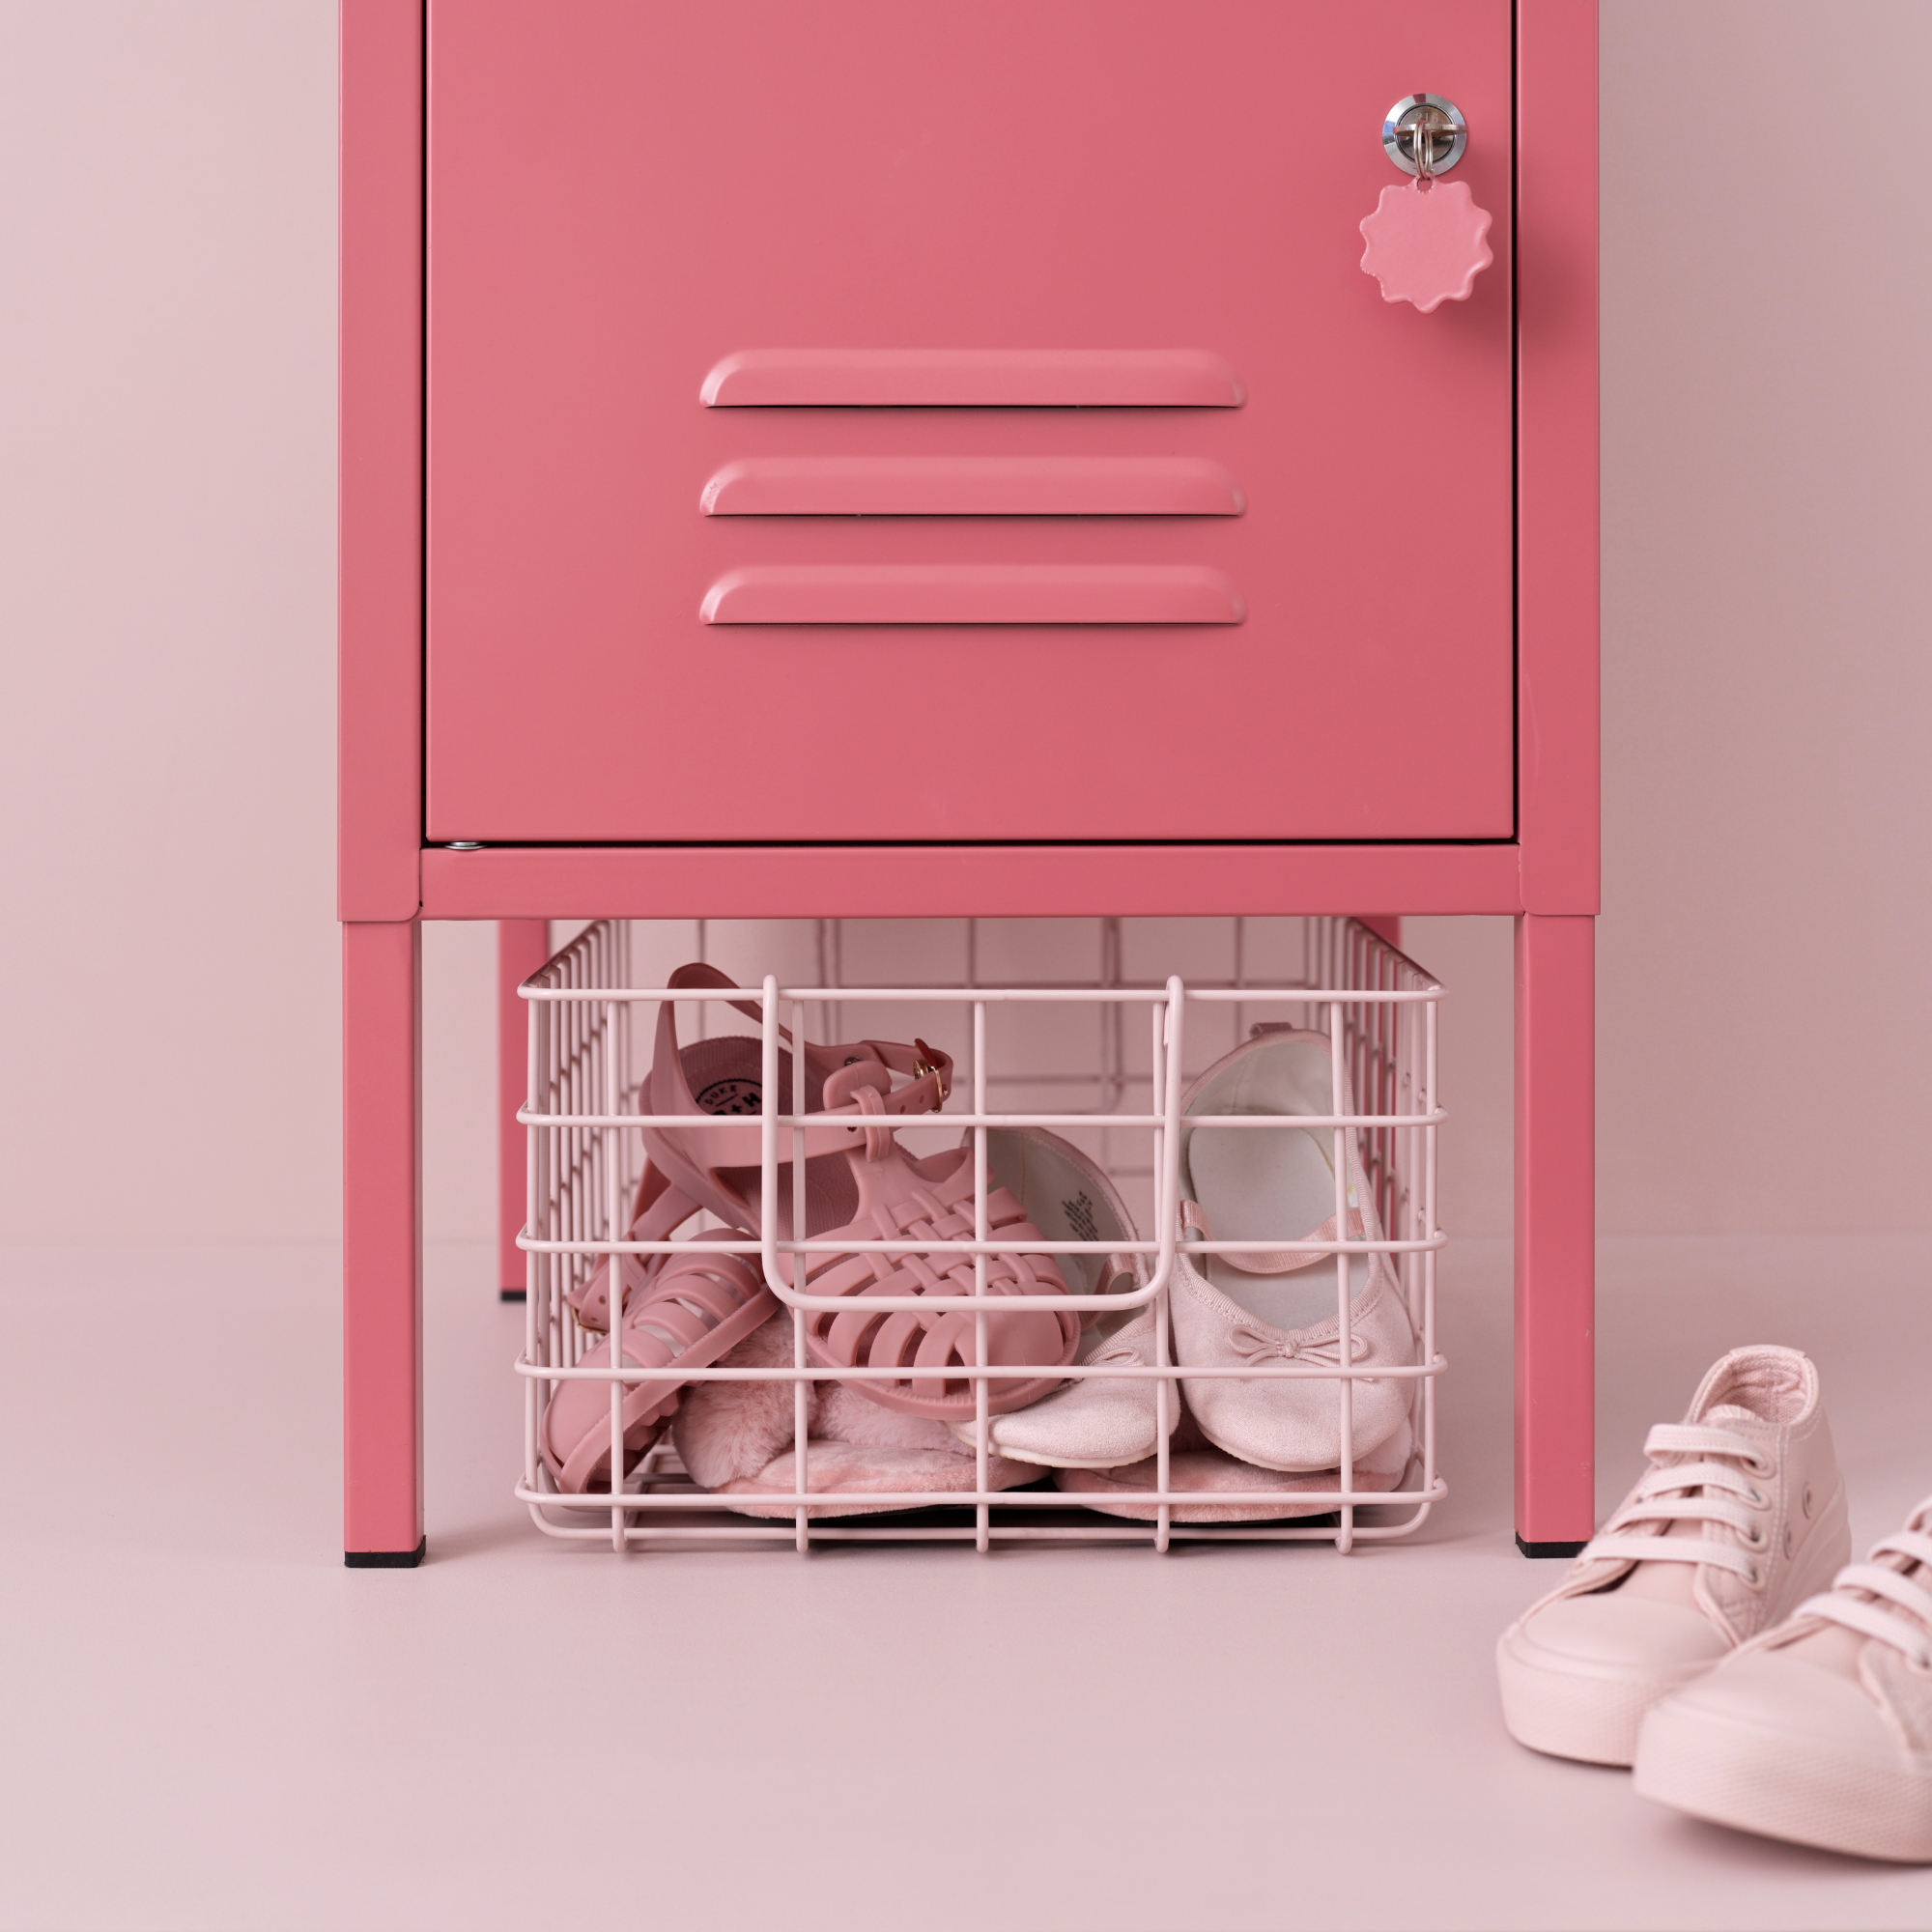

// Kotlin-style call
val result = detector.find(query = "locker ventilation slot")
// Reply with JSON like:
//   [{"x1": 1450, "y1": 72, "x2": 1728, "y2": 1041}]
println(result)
[
  {"x1": 699, "y1": 347, "x2": 1247, "y2": 625},
  {"x1": 700, "y1": 456, "x2": 1245, "y2": 518},
  {"x1": 699, "y1": 347, "x2": 1246, "y2": 409},
  {"x1": 699, "y1": 563, "x2": 1246, "y2": 626}
]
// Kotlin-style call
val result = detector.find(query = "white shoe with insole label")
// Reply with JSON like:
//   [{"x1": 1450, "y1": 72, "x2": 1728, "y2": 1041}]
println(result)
[
  {"x1": 1634, "y1": 1492, "x2": 1932, "y2": 1861},
  {"x1": 1497, "y1": 1346, "x2": 1850, "y2": 1767},
  {"x1": 1168, "y1": 1026, "x2": 1416, "y2": 1473},
  {"x1": 945, "y1": 1127, "x2": 1167, "y2": 1469}
]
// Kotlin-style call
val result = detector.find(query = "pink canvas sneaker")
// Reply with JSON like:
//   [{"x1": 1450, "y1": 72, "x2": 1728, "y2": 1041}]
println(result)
[
  {"x1": 1496, "y1": 1346, "x2": 1850, "y2": 1766},
  {"x1": 1634, "y1": 1492, "x2": 1932, "y2": 1861}
]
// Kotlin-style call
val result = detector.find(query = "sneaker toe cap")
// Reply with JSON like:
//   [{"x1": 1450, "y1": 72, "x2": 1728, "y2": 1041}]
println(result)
[
  {"x1": 1519, "y1": 1593, "x2": 1732, "y2": 1675},
  {"x1": 1497, "y1": 1597, "x2": 1729, "y2": 1766},
  {"x1": 1662, "y1": 1648, "x2": 1894, "y2": 1757}
]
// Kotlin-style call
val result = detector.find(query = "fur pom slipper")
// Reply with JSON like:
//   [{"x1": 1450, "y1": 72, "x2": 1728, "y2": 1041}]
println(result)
[{"x1": 671, "y1": 1308, "x2": 1037, "y2": 1518}]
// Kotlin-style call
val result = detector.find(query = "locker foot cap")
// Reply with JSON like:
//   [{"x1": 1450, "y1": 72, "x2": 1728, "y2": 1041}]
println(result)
[
  {"x1": 346, "y1": 1538, "x2": 426, "y2": 1570},
  {"x1": 1517, "y1": 1533, "x2": 1587, "y2": 1560}
]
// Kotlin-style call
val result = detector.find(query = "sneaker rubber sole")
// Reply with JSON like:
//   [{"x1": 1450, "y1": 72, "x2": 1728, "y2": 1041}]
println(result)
[
  {"x1": 1495, "y1": 1624, "x2": 1706, "y2": 1767},
  {"x1": 1634, "y1": 1696, "x2": 1932, "y2": 1863}
]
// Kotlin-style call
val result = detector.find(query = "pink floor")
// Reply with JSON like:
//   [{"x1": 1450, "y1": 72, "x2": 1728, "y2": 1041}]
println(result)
[{"x1": 4, "y1": 1235, "x2": 1929, "y2": 1930}]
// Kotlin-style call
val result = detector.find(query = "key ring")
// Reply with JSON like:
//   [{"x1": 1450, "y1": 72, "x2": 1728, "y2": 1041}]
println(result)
[{"x1": 1412, "y1": 109, "x2": 1437, "y2": 186}]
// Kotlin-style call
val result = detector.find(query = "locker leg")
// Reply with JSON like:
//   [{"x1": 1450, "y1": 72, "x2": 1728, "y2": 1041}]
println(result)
[
  {"x1": 1514, "y1": 913, "x2": 1595, "y2": 1556},
  {"x1": 343, "y1": 919, "x2": 425, "y2": 1568},
  {"x1": 497, "y1": 920, "x2": 550, "y2": 1300}
]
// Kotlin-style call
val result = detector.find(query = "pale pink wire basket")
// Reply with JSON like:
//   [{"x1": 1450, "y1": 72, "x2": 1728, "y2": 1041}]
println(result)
[{"x1": 515, "y1": 917, "x2": 1445, "y2": 1553}]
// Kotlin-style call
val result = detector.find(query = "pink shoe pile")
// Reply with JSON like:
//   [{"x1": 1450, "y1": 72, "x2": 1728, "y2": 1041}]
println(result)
[{"x1": 542, "y1": 969, "x2": 1420, "y2": 1525}]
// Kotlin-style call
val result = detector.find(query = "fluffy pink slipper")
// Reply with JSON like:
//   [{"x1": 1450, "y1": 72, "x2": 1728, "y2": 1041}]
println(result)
[
  {"x1": 1053, "y1": 1407, "x2": 1414, "y2": 1522},
  {"x1": 717, "y1": 1444, "x2": 1040, "y2": 1520},
  {"x1": 670, "y1": 1308, "x2": 1037, "y2": 1517}
]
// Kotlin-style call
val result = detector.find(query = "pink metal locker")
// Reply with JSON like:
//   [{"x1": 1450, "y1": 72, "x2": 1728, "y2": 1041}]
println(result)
[{"x1": 340, "y1": 0, "x2": 1597, "y2": 1564}]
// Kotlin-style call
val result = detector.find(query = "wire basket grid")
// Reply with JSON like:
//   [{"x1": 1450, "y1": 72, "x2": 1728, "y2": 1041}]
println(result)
[{"x1": 516, "y1": 917, "x2": 1444, "y2": 1555}]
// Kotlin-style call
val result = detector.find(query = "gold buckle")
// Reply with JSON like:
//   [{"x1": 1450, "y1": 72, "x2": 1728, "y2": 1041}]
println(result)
[{"x1": 912, "y1": 1038, "x2": 948, "y2": 1106}]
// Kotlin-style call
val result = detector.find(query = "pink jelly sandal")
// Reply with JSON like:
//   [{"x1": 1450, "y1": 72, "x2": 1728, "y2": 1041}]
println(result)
[
  {"x1": 541, "y1": 1246, "x2": 774, "y2": 1493},
  {"x1": 790, "y1": 1131, "x2": 1080, "y2": 1420},
  {"x1": 548, "y1": 965, "x2": 990, "y2": 1484},
  {"x1": 566, "y1": 964, "x2": 952, "y2": 1335},
  {"x1": 631, "y1": 965, "x2": 1077, "y2": 1421},
  {"x1": 639, "y1": 963, "x2": 952, "y2": 1239},
  {"x1": 567, "y1": 1163, "x2": 684, "y2": 1335}
]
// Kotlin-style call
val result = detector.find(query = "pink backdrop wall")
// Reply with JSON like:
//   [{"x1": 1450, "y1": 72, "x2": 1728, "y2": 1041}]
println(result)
[{"x1": 2, "y1": 2, "x2": 1927, "y2": 1244}]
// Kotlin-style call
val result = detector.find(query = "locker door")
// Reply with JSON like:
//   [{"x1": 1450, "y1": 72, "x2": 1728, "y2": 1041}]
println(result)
[{"x1": 427, "y1": 1, "x2": 1515, "y2": 843}]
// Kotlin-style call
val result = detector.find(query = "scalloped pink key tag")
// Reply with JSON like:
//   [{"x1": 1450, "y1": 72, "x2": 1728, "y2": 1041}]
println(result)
[{"x1": 1359, "y1": 178, "x2": 1493, "y2": 313}]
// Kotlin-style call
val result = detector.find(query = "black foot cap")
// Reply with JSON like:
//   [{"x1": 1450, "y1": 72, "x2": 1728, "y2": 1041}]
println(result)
[
  {"x1": 1517, "y1": 1533, "x2": 1587, "y2": 1559},
  {"x1": 346, "y1": 1538, "x2": 427, "y2": 1569},
  {"x1": 499, "y1": 1289, "x2": 527, "y2": 1302}
]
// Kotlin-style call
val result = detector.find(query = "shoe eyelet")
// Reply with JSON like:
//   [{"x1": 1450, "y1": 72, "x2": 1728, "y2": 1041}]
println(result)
[
  {"x1": 1803, "y1": 1484, "x2": 1814, "y2": 1520},
  {"x1": 1783, "y1": 1526, "x2": 1794, "y2": 1558},
  {"x1": 1747, "y1": 1487, "x2": 1768, "y2": 1508},
  {"x1": 1745, "y1": 1563, "x2": 1763, "y2": 1587},
  {"x1": 1742, "y1": 1524, "x2": 1766, "y2": 1548}
]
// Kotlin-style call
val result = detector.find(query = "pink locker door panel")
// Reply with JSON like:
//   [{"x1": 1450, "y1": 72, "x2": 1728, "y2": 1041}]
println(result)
[{"x1": 426, "y1": 1, "x2": 1514, "y2": 845}]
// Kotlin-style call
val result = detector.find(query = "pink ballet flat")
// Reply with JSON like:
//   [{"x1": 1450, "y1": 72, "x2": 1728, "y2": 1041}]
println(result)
[
  {"x1": 1053, "y1": 1427, "x2": 1412, "y2": 1522},
  {"x1": 541, "y1": 1246, "x2": 774, "y2": 1492},
  {"x1": 1051, "y1": 1401, "x2": 1413, "y2": 1522}
]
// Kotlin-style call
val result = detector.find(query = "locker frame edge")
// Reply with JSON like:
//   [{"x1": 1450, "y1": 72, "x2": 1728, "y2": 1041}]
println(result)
[{"x1": 338, "y1": 0, "x2": 1599, "y2": 1562}]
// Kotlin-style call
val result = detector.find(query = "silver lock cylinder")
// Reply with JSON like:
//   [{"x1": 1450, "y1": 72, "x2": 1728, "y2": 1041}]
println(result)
[{"x1": 1382, "y1": 94, "x2": 1467, "y2": 177}]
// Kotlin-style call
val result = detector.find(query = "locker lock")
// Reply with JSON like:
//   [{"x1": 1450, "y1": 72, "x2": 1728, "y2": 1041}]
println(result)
[{"x1": 1382, "y1": 95, "x2": 1467, "y2": 178}]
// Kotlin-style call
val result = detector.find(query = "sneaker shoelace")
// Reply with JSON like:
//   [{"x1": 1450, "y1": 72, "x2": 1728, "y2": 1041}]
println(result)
[
  {"x1": 1796, "y1": 1499, "x2": 1932, "y2": 1669},
  {"x1": 1579, "y1": 1421, "x2": 1776, "y2": 1583}
]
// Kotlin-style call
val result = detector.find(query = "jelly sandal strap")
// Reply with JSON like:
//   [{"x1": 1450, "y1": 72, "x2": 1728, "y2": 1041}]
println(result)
[
  {"x1": 642, "y1": 963, "x2": 951, "y2": 1234},
  {"x1": 566, "y1": 1168, "x2": 709, "y2": 1332},
  {"x1": 554, "y1": 1246, "x2": 777, "y2": 1492},
  {"x1": 662, "y1": 962, "x2": 952, "y2": 1107},
  {"x1": 800, "y1": 1150, "x2": 1079, "y2": 1418}
]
